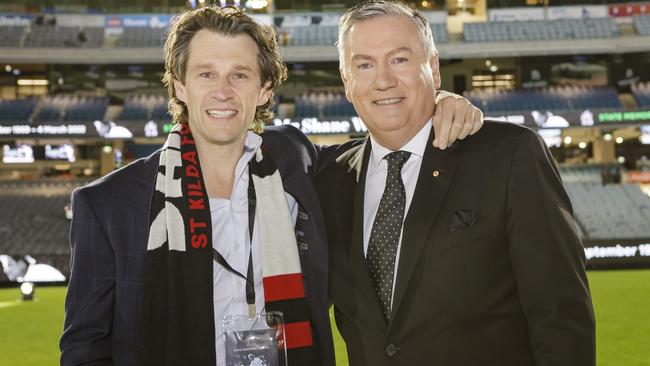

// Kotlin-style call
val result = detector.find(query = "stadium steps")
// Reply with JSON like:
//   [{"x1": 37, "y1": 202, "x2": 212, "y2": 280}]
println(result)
[
  {"x1": 104, "y1": 105, "x2": 123, "y2": 122},
  {"x1": 619, "y1": 93, "x2": 638, "y2": 109}
]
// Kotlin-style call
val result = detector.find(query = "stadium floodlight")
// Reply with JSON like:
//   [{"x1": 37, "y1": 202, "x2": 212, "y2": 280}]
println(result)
[{"x1": 20, "y1": 282, "x2": 34, "y2": 301}]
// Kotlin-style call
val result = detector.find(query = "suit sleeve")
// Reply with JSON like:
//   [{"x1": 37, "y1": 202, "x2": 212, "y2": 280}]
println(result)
[
  {"x1": 264, "y1": 124, "x2": 359, "y2": 176},
  {"x1": 60, "y1": 188, "x2": 115, "y2": 366},
  {"x1": 506, "y1": 130, "x2": 595, "y2": 366}
]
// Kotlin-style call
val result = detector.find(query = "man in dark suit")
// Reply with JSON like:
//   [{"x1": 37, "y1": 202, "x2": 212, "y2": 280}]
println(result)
[
  {"x1": 316, "y1": 2, "x2": 595, "y2": 365},
  {"x1": 60, "y1": 5, "x2": 481, "y2": 366}
]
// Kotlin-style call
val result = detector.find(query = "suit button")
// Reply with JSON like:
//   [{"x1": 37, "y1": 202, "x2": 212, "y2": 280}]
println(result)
[{"x1": 385, "y1": 344, "x2": 398, "y2": 357}]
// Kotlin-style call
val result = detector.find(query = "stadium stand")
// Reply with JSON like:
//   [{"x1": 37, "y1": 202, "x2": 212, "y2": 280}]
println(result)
[
  {"x1": 119, "y1": 94, "x2": 169, "y2": 123},
  {"x1": 465, "y1": 86, "x2": 622, "y2": 113},
  {"x1": 464, "y1": 18, "x2": 619, "y2": 43},
  {"x1": 115, "y1": 27, "x2": 168, "y2": 48},
  {"x1": 430, "y1": 23, "x2": 449, "y2": 44},
  {"x1": 33, "y1": 95, "x2": 109, "y2": 123},
  {"x1": 282, "y1": 25, "x2": 338, "y2": 46},
  {"x1": 0, "y1": 179, "x2": 86, "y2": 256},
  {"x1": 0, "y1": 25, "x2": 27, "y2": 47},
  {"x1": 565, "y1": 182, "x2": 650, "y2": 240},
  {"x1": 632, "y1": 82, "x2": 650, "y2": 107},
  {"x1": 560, "y1": 165, "x2": 603, "y2": 184},
  {"x1": 0, "y1": 98, "x2": 37, "y2": 124},
  {"x1": 633, "y1": 14, "x2": 650, "y2": 36},
  {"x1": 559, "y1": 165, "x2": 650, "y2": 240},
  {"x1": 24, "y1": 25, "x2": 104, "y2": 48},
  {"x1": 293, "y1": 91, "x2": 356, "y2": 119},
  {"x1": 280, "y1": 22, "x2": 447, "y2": 46}
]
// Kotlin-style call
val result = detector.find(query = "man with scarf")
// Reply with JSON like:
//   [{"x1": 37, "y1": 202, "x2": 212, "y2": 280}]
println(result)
[{"x1": 60, "y1": 6, "x2": 482, "y2": 366}]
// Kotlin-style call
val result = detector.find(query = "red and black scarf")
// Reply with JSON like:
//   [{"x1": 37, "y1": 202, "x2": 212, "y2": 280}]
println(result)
[{"x1": 137, "y1": 123, "x2": 318, "y2": 365}]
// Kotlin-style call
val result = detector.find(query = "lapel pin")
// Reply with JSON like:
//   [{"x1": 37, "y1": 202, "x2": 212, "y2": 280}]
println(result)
[{"x1": 432, "y1": 170, "x2": 440, "y2": 177}]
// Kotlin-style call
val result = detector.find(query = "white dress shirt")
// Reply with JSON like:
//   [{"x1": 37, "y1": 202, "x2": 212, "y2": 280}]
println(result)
[
  {"x1": 363, "y1": 122, "x2": 431, "y2": 306},
  {"x1": 210, "y1": 131, "x2": 298, "y2": 365}
]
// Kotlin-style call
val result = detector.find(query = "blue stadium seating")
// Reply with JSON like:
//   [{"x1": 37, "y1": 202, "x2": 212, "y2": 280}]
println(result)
[
  {"x1": 280, "y1": 22, "x2": 448, "y2": 46},
  {"x1": 0, "y1": 179, "x2": 87, "y2": 256},
  {"x1": 632, "y1": 82, "x2": 650, "y2": 107},
  {"x1": 119, "y1": 94, "x2": 169, "y2": 122},
  {"x1": 25, "y1": 25, "x2": 104, "y2": 48},
  {"x1": 293, "y1": 92, "x2": 356, "y2": 119},
  {"x1": 565, "y1": 181, "x2": 650, "y2": 240},
  {"x1": 464, "y1": 18, "x2": 619, "y2": 43},
  {"x1": 0, "y1": 99, "x2": 37, "y2": 124},
  {"x1": 465, "y1": 86, "x2": 622, "y2": 113},
  {"x1": 0, "y1": 25, "x2": 27, "y2": 47},
  {"x1": 633, "y1": 15, "x2": 650, "y2": 36},
  {"x1": 116, "y1": 27, "x2": 168, "y2": 48},
  {"x1": 34, "y1": 95, "x2": 109, "y2": 123}
]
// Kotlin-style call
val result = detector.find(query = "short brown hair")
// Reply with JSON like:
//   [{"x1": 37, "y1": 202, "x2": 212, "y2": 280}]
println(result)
[{"x1": 162, "y1": 6, "x2": 287, "y2": 133}]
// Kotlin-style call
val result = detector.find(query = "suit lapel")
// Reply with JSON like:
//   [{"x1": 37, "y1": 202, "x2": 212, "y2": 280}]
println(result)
[
  {"x1": 388, "y1": 131, "x2": 460, "y2": 331},
  {"x1": 338, "y1": 139, "x2": 389, "y2": 331},
  {"x1": 135, "y1": 151, "x2": 161, "y2": 251}
]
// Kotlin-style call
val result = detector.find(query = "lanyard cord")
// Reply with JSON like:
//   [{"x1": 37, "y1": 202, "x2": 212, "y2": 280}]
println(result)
[{"x1": 211, "y1": 162, "x2": 257, "y2": 309}]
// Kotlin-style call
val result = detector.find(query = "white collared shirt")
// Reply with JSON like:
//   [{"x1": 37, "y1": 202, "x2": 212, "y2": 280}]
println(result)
[
  {"x1": 363, "y1": 122, "x2": 432, "y2": 306},
  {"x1": 210, "y1": 131, "x2": 298, "y2": 365}
]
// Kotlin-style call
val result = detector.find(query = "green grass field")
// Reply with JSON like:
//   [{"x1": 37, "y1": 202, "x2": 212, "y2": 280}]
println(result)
[{"x1": 0, "y1": 270, "x2": 648, "y2": 365}]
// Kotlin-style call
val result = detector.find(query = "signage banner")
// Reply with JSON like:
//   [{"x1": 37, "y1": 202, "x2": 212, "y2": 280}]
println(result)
[
  {"x1": 547, "y1": 5, "x2": 609, "y2": 20},
  {"x1": 272, "y1": 117, "x2": 368, "y2": 135},
  {"x1": 0, "y1": 120, "x2": 167, "y2": 138},
  {"x1": 608, "y1": 3, "x2": 650, "y2": 17},
  {"x1": 55, "y1": 14, "x2": 104, "y2": 27},
  {"x1": 274, "y1": 13, "x2": 340, "y2": 27},
  {"x1": 488, "y1": 8, "x2": 544, "y2": 22},
  {"x1": 487, "y1": 108, "x2": 650, "y2": 128},
  {"x1": 626, "y1": 171, "x2": 650, "y2": 183},
  {"x1": 1, "y1": 108, "x2": 649, "y2": 138},
  {"x1": 0, "y1": 13, "x2": 32, "y2": 26},
  {"x1": 104, "y1": 14, "x2": 172, "y2": 29},
  {"x1": 584, "y1": 239, "x2": 650, "y2": 269}
]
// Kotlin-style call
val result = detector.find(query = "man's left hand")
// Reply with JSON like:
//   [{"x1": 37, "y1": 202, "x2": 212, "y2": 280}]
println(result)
[{"x1": 432, "y1": 90, "x2": 483, "y2": 150}]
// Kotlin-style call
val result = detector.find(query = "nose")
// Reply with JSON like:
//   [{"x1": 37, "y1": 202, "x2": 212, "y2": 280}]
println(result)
[
  {"x1": 211, "y1": 77, "x2": 235, "y2": 101},
  {"x1": 374, "y1": 60, "x2": 397, "y2": 91}
]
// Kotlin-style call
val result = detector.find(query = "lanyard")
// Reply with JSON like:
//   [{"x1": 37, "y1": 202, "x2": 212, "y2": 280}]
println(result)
[{"x1": 212, "y1": 163, "x2": 257, "y2": 317}]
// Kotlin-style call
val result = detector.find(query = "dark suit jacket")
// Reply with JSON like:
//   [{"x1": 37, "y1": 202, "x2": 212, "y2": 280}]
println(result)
[
  {"x1": 60, "y1": 125, "x2": 334, "y2": 366},
  {"x1": 315, "y1": 121, "x2": 595, "y2": 366}
]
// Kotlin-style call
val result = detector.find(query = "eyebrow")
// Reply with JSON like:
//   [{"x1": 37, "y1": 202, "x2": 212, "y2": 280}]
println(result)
[
  {"x1": 350, "y1": 46, "x2": 413, "y2": 63},
  {"x1": 233, "y1": 64, "x2": 254, "y2": 72},
  {"x1": 193, "y1": 63, "x2": 254, "y2": 72}
]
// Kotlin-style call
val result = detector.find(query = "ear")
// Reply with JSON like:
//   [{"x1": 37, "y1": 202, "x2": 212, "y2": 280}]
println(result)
[
  {"x1": 430, "y1": 53, "x2": 441, "y2": 89},
  {"x1": 257, "y1": 81, "x2": 273, "y2": 106},
  {"x1": 340, "y1": 68, "x2": 352, "y2": 103},
  {"x1": 173, "y1": 79, "x2": 187, "y2": 104}
]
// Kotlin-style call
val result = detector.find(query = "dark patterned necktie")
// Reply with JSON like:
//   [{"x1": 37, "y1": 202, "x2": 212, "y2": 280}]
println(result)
[{"x1": 366, "y1": 150, "x2": 411, "y2": 321}]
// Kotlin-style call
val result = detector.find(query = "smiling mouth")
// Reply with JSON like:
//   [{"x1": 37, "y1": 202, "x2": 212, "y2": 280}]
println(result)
[
  {"x1": 206, "y1": 109, "x2": 237, "y2": 118},
  {"x1": 373, "y1": 97, "x2": 403, "y2": 106}
]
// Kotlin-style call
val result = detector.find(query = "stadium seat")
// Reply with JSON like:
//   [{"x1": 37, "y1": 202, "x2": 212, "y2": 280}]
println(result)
[
  {"x1": 0, "y1": 25, "x2": 28, "y2": 47},
  {"x1": 33, "y1": 95, "x2": 109, "y2": 124},
  {"x1": 0, "y1": 99, "x2": 37, "y2": 124},
  {"x1": 463, "y1": 18, "x2": 619, "y2": 43}
]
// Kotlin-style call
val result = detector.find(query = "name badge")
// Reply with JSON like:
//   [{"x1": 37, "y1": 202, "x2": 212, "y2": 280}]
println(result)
[{"x1": 222, "y1": 311, "x2": 287, "y2": 366}]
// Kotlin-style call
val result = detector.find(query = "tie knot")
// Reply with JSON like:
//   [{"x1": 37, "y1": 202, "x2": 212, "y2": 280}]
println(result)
[{"x1": 385, "y1": 150, "x2": 411, "y2": 173}]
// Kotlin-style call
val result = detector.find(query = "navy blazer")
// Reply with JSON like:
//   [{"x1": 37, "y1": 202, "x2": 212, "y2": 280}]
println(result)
[{"x1": 60, "y1": 125, "x2": 334, "y2": 366}]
